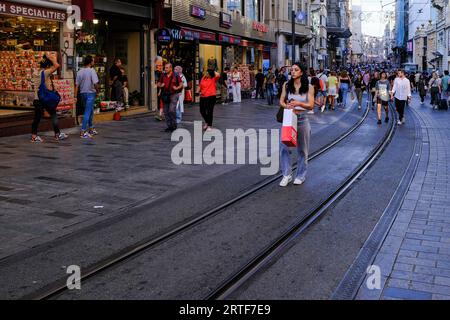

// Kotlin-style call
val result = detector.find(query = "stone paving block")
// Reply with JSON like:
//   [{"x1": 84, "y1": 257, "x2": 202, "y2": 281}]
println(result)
[
  {"x1": 356, "y1": 275, "x2": 387, "y2": 300},
  {"x1": 437, "y1": 261, "x2": 450, "y2": 270},
  {"x1": 405, "y1": 233, "x2": 440, "y2": 242},
  {"x1": 398, "y1": 249, "x2": 418, "y2": 258},
  {"x1": 383, "y1": 287, "x2": 432, "y2": 300},
  {"x1": 393, "y1": 262, "x2": 414, "y2": 272},
  {"x1": 390, "y1": 270, "x2": 434, "y2": 284},
  {"x1": 396, "y1": 256, "x2": 437, "y2": 267},
  {"x1": 435, "y1": 277, "x2": 450, "y2": 287},
  {"x1": 401, "y1": 243, "x2": 439, "y2": 253},
  {"x1": 422, "y1": 240, "x2": 448, "y2": 249}
]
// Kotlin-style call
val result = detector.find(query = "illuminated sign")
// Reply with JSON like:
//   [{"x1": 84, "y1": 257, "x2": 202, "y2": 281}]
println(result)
[{"x1": 190, "y1": 5, "x2": 206, "y2": 20}]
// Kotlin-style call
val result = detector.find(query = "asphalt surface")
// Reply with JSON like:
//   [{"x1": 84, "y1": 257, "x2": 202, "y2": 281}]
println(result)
[
  {"x1": 0, "y1": 99, "x2": 363, "y2": 299},
  {"x1": 231, "y1": 107, "x2": 417, "y2": 299},
  {"x1": 53, "y1": 101, "x2": 389, "y2": 299}
]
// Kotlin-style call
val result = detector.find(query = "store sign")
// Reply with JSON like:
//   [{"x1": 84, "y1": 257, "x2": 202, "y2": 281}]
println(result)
[
  {"x1": 156, "y1": 28, "x2": 172, "y2": 45},
  {"x1": 0, "y1": 0, "x2": 66, "y2": 21},
  {"x1": 252, "y1": 21, "x2": 268, "y2": 33},
  {"x1": 407, "y1": 40, "x2": 413, "y2": 53},
  {"x1": 218, "y1": 34, "x2": 240, "y2": 45},
  {"x1": 220, "y1": 12, "x2": 232, "y2": 28},
  {"x1": 166, "y1": 28, "x2": 216, "y2": 42},
  {"x1": 190, "y1": 5, "x2": 206, "y2": 20}
]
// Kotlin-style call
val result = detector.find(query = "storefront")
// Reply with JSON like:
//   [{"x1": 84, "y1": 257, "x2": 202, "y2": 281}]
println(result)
[
  {"x1": 0, "y1": 0, "x2": 74, "y2": 136},
  {"x1": 75, "y1": 13, "x2": 148, "y2": 113}
]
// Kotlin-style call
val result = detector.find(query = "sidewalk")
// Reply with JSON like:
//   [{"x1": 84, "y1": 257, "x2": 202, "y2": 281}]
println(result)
[
  {"x1": 357, "y1": 96, "x2": 450, "y2": 300},
  {"x1": 0, "y1": 99, "x2": 355, "y2": 260}
]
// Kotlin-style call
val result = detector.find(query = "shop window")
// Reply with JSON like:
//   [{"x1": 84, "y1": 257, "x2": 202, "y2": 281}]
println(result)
[
  {"x1": 245, "y1": 0, "x2": 260, "y2": 21},
  {"x1": 0, "y1": 16, "x2": 64, "y2": 117},
  {"x1": 227, "y1": 0, "x2": 243, "y2": 13},
  {"x1": 287, "y1": 0, "x2": 293, "y2": 21}
]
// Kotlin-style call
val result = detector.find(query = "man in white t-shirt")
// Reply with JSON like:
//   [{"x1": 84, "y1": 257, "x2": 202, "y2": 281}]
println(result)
[{"x1": 390, "y1": 69, "x2": 411, "y2": 125}]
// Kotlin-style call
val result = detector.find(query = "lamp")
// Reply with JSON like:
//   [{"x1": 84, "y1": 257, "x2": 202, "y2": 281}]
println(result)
[{"x1": 93, "y1": 19, "x2": 99, "y2": 25}]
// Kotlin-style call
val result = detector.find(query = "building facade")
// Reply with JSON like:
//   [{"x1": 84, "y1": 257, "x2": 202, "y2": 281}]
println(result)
[{"x1": 326, "y1": 0, "x2": 351, "y2": 69}]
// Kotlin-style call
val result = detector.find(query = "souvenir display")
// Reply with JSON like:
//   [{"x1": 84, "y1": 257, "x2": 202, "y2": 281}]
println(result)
[{"x1": 53, "y1": 79, "x2": 74, "y2": 115}]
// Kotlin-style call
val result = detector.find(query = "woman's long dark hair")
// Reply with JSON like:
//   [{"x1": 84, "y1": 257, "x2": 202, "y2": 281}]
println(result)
[{"x1": 286, "y1": 62, "x2": 309, "y2": 95}]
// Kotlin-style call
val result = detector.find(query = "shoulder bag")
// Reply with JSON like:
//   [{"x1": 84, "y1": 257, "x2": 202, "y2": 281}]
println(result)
[{"x1": 38, "y1": 71, "x2": 61, "y2": 110}]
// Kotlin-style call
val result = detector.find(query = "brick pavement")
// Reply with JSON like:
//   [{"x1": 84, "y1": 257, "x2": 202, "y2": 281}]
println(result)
[{"x1": 356, "y1": 95, "x2": 450, "y2": 300}]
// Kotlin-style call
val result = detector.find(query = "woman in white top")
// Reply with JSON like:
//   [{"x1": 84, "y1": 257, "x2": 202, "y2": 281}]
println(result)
[
  {"x1": 279, "y1": 62, "x2": 315, "y2": 187},
  {"x1": 174, "y1": 65, "x2": 188, "y2": 123},
  {"x1": 231, "y1": 67, "x2": 242, "y2": 103}
]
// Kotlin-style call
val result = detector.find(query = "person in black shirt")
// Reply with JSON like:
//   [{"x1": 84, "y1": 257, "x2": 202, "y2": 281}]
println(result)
[
  {"x1": 369, "y1": 72, "x2": 379, "y2": 110},
  {"x1": 110, "y1": 58, "x2": 123, "y2": 105},
  {"x1": 255, "y1": 69, "x2": 265, "y2": 99},
  {"x1": 220, "y1": 67, "x2": 229, "y2": 105}
]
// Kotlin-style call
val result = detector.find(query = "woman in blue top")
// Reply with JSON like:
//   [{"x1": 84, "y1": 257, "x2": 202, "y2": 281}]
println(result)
[{"x1": 279, "y1": 62, "x2": 315, "y2": 187}]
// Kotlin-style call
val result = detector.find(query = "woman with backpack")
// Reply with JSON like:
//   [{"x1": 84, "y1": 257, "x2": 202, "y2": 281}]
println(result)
[{"x1": 31, "y1": 52, "x2": 68, "y2": 143}]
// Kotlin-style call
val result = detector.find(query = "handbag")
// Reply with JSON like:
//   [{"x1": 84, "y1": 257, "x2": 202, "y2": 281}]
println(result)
[
  {"x1": 37, "y1": 71, "x2": 61, "y2": 110},
  {"x1": 276, "y1": 106, "x2": 284, "y2": 123}
]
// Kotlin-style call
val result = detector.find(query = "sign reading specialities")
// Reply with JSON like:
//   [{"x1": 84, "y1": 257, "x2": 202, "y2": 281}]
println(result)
[{"x1": 0, "y1": 0, "x2": 67, "y2": 21}]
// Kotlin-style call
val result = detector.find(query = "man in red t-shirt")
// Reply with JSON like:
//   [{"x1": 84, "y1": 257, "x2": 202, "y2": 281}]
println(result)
[{"x1": 157, "y1": 63, "x2": 183, "y2": 131}]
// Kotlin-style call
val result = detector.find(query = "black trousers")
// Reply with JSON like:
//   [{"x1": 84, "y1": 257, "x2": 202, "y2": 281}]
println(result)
[
  {"x1": 31, "y1": 100, "x2": 60, "y2": 135},
  {"x1": 200, "y1": 96, "x2": 216, "y2": 127},
  {"x1": 111, "y1": 80, "x2": 123, "y2": 102},
  {"x1": 395, "y1": 98, "x2": 406, "y2": 121},
  {"x1": 255, "y1": 84, "x2": 264, "y2": 98}
]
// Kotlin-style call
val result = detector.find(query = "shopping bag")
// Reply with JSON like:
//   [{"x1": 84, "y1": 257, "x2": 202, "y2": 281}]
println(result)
[
  {"x1": 281, "y1": 109, "x2": 298, "y2": 147},
  {"x1": 185, "y1": 89, "x2": 193, "y2": 102}
]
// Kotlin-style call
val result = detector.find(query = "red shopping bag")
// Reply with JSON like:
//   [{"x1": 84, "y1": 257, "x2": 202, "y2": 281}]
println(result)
[
  {"x1": 185, "y1": 89, "x2": 193, "y2": 102},
  {"x1": 281, "y1": 109, "x2": 298, "y2": 147}
]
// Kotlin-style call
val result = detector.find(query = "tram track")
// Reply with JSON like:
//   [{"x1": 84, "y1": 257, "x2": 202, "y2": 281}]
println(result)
[
  {"x1": 23, "y1": 105, "x2": 370, "y2": 300},
  {"x1": 206, "y1": 105, "x2": 397, "y2": 300}
]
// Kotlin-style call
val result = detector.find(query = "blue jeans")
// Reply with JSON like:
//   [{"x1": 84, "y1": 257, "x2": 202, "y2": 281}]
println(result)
[
  {"x1": 81, "y1": 92, "x2": 96, "y2": 131},
  {"x1": 340, "y1": 83, "x2": 349, "y2": 107},
  {"x1": 280, "y1": 118, "x2": 311, "y2": 179},
  {"x1": 266, "y1": 85, "x2": 274, "y2": 105}
]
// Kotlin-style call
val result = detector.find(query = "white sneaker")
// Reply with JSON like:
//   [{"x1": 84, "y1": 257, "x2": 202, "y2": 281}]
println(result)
[
  {"x1": 402, "y1": 119, "x2": 405, "y2": 124},
  {"x1": 397, "y1": 120, "x2": 402, "y2": 125},
  {"x1": 321, "y1": 105, "x2": 325, "y2": 112},
  {"x1": 294, "y1": 177, "x2": 306, "y2": 185},
  {"x1": 307, "y1": 110, "x2": 314, "y2": 114},
  {"x1": 279, "y1": 175, "x2": 292, "y2": 187},
  {"x1": 358, "y1": 105, "x2": 361, "y2": 110}
]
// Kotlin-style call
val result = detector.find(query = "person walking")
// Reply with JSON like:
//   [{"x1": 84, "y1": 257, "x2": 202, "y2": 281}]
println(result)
[
  {"x1": 369, "y1": 72, "x2": 379, "y2": 110},
  {"x1": 276, "y1": 67, "x2": 288, "y2": 99},
  {"x1": 417, "y1": 74, "x2": 427, "y2": 105},
  {"x1": 75, "y1": 55, "x2": 99, "y2": 139},
  {"x1": 327, "y1": 71, "x2": 339, "y2": 110},
  {"x1": 220, "y1": 67, "x2": 229, "y2": 105},
  {"x1": 120, "y1": 67, "x2": 129, "y2": 109},
  {"x1": 157, "y1": 62, "x2": 183, "y2": 132},
  {"x1": 255, "y1": 69, "x2": 265, "y2": 99},
  {"x1": 278, "y1": 62, "x2": 314, "y2": 187},
  {"x1": 109, "y1": 58, "x2": 124, "y2": 105},
  {"x1": 31, "y1": 52, "x2": 68, "y2": 142},
  {"x1": 317, "y1": 69, "x2": 328, "y2": 112},
  {"x1": 442, "y1": 70, "x2": 450, "y2": 104},
  {"x1": 353, "y1": 73, "x2": 365, "y2": 110},
  {"x1": 174, "y1": 66, "x2": 188, "y2": 124},
  {"x1": 339, "y1": 70, "x2": 351, "y2": 108},
  {"x1": 429, "y1": 71, "x2": 442, "y2": 110},
  {"x1": 265, "y1": 68, "x2": 276, "y2": 105},
  {"x1": 231, "y1": 67, "x2": 242, "y2": 103},
  {"x1": 197, "y1": 69, "x2": 220, "y2": 131},
  {"x1": 375, "y1": 71, "x2": 390, "y2": 125},
  {"x1": 391, "y1": 69, "x2": 411, "y2": 125}
]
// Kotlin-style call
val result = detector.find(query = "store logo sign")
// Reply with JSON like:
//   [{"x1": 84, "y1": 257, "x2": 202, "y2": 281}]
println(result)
[
  {"x1": 66, "y1": 5, "x2": 81, "y2": 30},
  {"x1": 190, "y1": 5, "x2": 206, "y2": 20},
  {"x1": 252, "y1": 21, "x2": 268, "y2": 33},
  {"x1": 220, "y1": 12, "x2": 232, "y2": 28},
  {"x1": 156, "y1": 28, "x2": 172, "y2": 45}
]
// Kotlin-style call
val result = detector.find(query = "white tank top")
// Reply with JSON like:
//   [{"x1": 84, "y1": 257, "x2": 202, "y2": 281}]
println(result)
[{"x1": 287, "y1": 91, "x2": 308, "y2": 120}]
